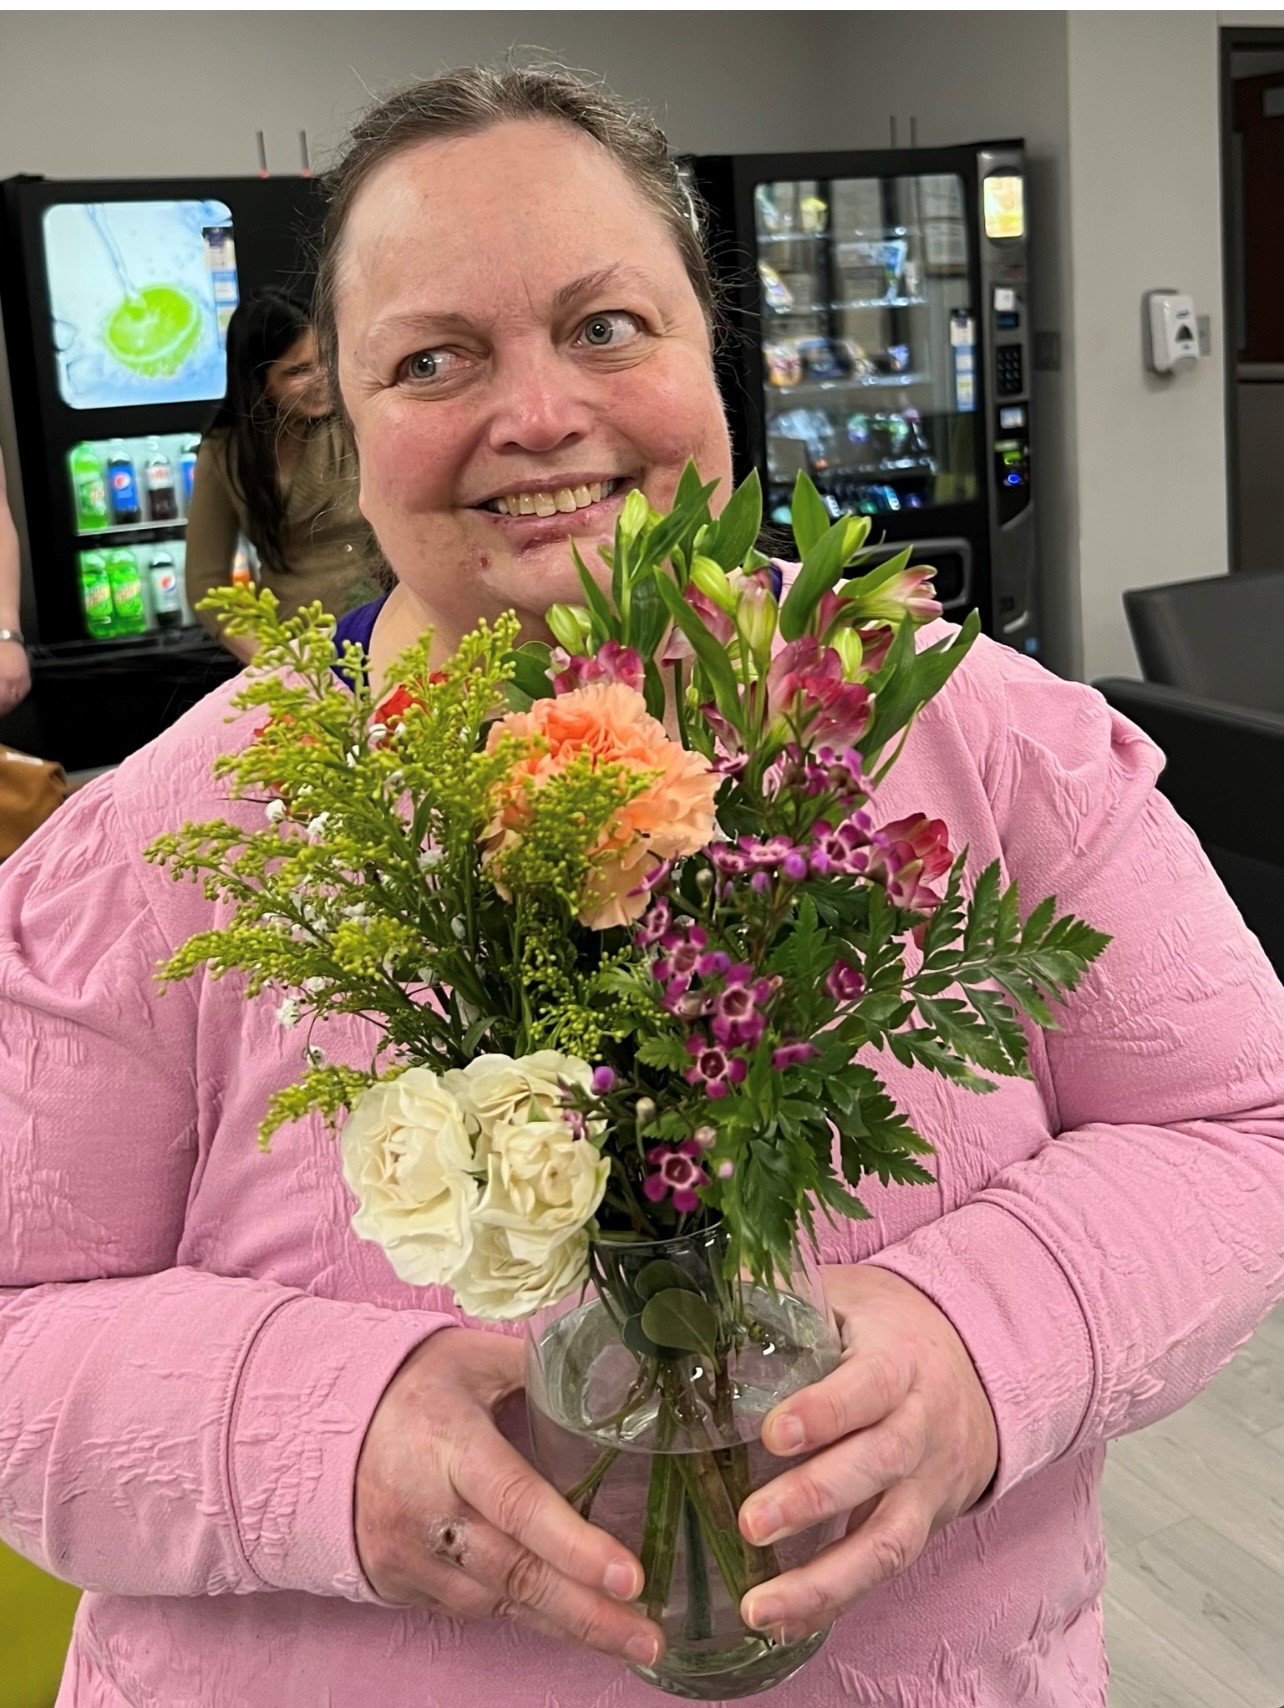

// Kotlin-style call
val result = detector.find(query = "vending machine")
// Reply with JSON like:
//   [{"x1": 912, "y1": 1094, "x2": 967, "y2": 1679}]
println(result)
[
  {"x1": 0, "y1": 174, "x2": 322, "y2": 769},
  {"x1": 684, "y1": 143, "x2": 1038, "y2": 656}
]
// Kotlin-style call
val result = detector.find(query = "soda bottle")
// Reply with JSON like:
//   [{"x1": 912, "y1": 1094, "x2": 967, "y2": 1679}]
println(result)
[
  {"x1": 78, "y1": 550, "x2": 114, "y2": 638},
  {"x1": 107, "y1": 439, "x2": 140, "y2": 525},
  {"x1": 147, "y1": 549, "x2": 183, "y2": 631},
  {"x1": 105, "y1": 548, "x2": 147, "y2": 635},
  {"x1": 144, "y1": 437, "x2": 178, "y2": 522},
  {"x1": 179, "y1": 436, "x2": 200, "y2": 510},
  {"x1": 69, "y1": 443, "x2": 110, "y2": 532}
]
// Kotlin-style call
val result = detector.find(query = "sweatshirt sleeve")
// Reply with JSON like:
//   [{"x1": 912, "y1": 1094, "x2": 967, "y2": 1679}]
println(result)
[
  {"x1": 0, "y1": 779, "x2": 457, "y2": 1598},
  {"x1": 865, "y1": 650, "x2": 1284, "y2": 1504},
  {"x1": 184, "y1": 437, "x2": 241, "y2": 641}
]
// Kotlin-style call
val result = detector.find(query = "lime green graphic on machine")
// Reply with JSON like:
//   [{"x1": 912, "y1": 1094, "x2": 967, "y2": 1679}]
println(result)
[{"x1": 43, "y1": 201, "x2": 238, "y2": 408}]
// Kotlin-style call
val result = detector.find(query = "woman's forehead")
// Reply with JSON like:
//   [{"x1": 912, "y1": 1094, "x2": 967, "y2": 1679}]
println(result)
[{"x1": 337, "y1": 121, "x2": 684, "y2": 317}]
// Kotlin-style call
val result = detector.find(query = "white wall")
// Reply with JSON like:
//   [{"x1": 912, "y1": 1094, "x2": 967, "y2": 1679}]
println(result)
[{"x1": 1065, "y1": 12, "x2": 1229, "y2": 681}]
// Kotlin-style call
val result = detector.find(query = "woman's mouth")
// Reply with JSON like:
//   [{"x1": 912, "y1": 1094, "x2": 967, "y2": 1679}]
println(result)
[{"x1": 475, "y1": 476, "x2": 631, "y2": 526}]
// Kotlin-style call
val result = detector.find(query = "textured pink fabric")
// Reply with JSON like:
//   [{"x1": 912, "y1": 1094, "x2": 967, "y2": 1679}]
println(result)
[{"x1": 1, "y1": 627, "x2": 1282, "y2": 1708}]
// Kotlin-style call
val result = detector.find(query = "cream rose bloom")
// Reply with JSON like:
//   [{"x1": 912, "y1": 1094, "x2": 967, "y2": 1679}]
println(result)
[
  {"x1": 341, "y1": 1068, "x2": 480, "y2": 1287},
  {"x1": 441, "y1": 1051, "x2": 593, "y2": 1148},
  {"x1": 451, "y1": 1113, "x2": 610, "y2": 1320}
]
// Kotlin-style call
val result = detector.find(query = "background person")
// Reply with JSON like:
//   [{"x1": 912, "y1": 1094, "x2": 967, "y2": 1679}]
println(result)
[
  {"x1": 185, "y1": 289, "x2": 382, "y2": 664},
  {"x1": 0, "y1": 449, "x2": 31, "y2": 716},
  {"x1": 0, "y1": 66, "x2": 1281, "y2": 1708}
]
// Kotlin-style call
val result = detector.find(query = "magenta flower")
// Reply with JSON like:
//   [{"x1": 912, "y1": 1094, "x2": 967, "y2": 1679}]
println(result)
[
  {"x1": 634, "y1": 896, "x2": 671, "y2": 949},
  {"x1": 811, "y1": 810, "x2": 875, "y2": 875},
  {"x1": 825, "y1": 957, "x2": 866, "y2": 1004},
  {"x1": 661, "y1": 584, "x2": 735, "y2": 665},
  {"x1": 684, "y1": 1037, "x2": 749, "y2": 1100},
  {"x1": 856, "y1": 622, "x2": 896, "y2": 676},
  {"x1": 549, "y1": 639, "x2": 645, "y2": 696},
  {"x1": 709, "y1": 970, "x2": 773, "y2": 1049},
  {"x1": 654, "y1": 924, "x2": 709, "y2": 994},
  {"x1": 590, "y1": 1065, "x2": 617, "y2": 1095},
  {"x1": 772, "y1": 1040, "x2": 819, "y2": 1071},
  {"x1": 643, "y1": 1139, "x2": 709, "y2": 1213},
  {"x1": 767, "y1": 637, "x2": 874, "y2": 748},
  {"x1": 870, "y1": 814, "x2": 954, "y2": 912}
]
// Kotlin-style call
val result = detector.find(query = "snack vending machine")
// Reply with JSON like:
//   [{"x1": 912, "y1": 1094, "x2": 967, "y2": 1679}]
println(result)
[
  {"x1": 685, "y1": 143, "x2": 1037, "y2": 655},
  {"x1": 0, "y1": 174, "x2": 321, "y2": 769}
]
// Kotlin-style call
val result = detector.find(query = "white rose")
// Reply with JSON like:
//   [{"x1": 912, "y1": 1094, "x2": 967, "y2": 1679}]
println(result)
[
  {"x1": 450, "y1": 1114, "x2": 610, "y2": 1321},
  {"x1": 341, "y1": 1068, "x2": 480, "y2": 1288},
  {"x1": 441, "y1": 1051, "x2": 592, "y2": 1143}
]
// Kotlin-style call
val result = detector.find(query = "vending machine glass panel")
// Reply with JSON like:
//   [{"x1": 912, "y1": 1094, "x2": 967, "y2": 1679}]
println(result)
[
  {"x1": 42, "y1": 199, "x2": 239, "y2": 409},
  {"x1": 754, "y1": 172, "x2": 977, "y2": 531}
]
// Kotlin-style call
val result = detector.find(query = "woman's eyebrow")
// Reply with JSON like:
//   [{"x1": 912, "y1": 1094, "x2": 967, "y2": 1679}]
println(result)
[{"x1": 553, "y1": 265, "x2": 653, "y2": 309}]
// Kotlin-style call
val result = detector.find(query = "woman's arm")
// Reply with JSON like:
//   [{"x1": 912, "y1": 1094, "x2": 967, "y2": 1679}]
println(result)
[
  {"x1": 184, "y1": 439, "x2": 254, "y2": 662},
  {"x1": 0, "y1": 452, "x2": 31, "y2": 713},
  {"x1": 0, "y1": 777, "x2": 456, "y2": 1598}
]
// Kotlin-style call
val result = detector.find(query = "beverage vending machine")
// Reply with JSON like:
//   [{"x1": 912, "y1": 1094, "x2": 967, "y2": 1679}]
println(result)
[
  {"x1": 0, "y1": 173, "x2": 321, "y2": 769},
  {"x1": 684, "y1": 142, "x2": 1038, "y2": 655}
]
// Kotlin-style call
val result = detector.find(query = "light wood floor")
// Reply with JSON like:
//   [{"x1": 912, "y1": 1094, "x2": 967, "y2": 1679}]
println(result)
[{"x1": 1102, "y1": 1302, "x2": 1284, "y2": 1707}]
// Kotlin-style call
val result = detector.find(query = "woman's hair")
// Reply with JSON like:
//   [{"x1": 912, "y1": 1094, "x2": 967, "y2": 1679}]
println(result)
[
  {"x1": 205, "y1": 289, "x2": 315, "y2": 576},
  {"x1": 313, "y1": 63, "x2": 719, "y2": 403}
]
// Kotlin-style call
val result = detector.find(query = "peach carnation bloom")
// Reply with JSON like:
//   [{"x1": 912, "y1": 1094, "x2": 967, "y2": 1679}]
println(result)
[{"x1": 485, "y1": 683, "x2": 718, "y2": 929}]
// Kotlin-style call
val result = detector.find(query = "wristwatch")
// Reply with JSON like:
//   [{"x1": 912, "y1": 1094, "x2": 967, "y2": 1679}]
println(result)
[{"x1": 0, "y1": 629, "x2": 25, "y2": 646}]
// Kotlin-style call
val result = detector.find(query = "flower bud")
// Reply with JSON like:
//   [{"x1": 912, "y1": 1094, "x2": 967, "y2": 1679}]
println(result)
[
  {"x1": 635, "y1": 1096, "x2": 657, "y2": 1131},
  {"x1": 618, "y1": 487, "x2": 653, "y2": 543},
  {"x1": 690, "y1": 555, "x2": 736, "y2": 612},
  {"x1": 731, "y1": 570, "x2": 779, "y2": 665},
  {"x1": 831, "y1": 626, "x2": 864, "y2": 680},
  {"x1": 546, "y1": 602, "x2": 592, "y2": 653}
]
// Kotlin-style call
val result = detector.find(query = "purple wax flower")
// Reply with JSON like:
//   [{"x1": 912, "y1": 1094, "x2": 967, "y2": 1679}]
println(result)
[
  {"x1": 826, "y1": 958, "x2": 866, "y2": 1004},
  {"x1": 590, "y1": 1065, "x2": 617, "y2": 1095},
  {"x1": 772, "y1": 1040, "x2": 819, "y2": 1071},
  {"x1": 684, "y1": 1036, "x2": 749, "y2": 1100},
  {"x1": 643, "y1": 1139, "x2": 709, "y2": 1213}
]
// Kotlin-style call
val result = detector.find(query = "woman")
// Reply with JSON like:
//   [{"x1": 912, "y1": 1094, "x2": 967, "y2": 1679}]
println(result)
[
  {"x1": 185, "y1": 289, "x2": 382, "y2": 663},
  {"x1": 1, "y1": 67, "x2": 1281, "y2": 1708}
]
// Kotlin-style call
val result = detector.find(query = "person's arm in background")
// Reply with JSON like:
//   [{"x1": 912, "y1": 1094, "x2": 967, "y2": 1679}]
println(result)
[
  {"x1": 184, "y1": 437, "x2": 255, "y2": 665},
  {"x1": 0, "y1": 451, "x2": 32, "y2": 715}
]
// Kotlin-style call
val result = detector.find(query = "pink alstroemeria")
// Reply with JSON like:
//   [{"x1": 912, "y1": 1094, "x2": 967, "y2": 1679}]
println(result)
[
  {"x1": 660, "y1": 584, "x2": 735, "y2": 665},
  {"x1": 766, "y1": 636, "x2": 874, "y2": 748},
  {"x1": 643, "y1": 1139, "x2": 709, "y2": 1213},
  {"x1": 871, "y1": 814, "x2": 954, "y2": 912},
  {"x1": 855, "y1": 567, "x2": 943, "y2": 625},
  {"x1": 549, "y1": 639, "x2": 645, "y2": 697}
]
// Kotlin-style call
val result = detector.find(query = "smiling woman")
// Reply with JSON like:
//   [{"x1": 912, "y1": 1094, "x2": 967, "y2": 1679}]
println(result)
[{"x1": 1, "y1": 59, "x2": 1283, "y2": 1708}]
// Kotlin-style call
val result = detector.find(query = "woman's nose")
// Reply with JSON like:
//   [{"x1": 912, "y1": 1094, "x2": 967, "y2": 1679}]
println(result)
[{"x1": 485, "y1": 351, "x2": 594, "y2": 455}]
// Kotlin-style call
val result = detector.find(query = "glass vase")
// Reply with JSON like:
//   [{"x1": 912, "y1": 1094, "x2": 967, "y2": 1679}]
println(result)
[{"x1": 524, "y1": 1223, "x2": 842, "y2": 1700}]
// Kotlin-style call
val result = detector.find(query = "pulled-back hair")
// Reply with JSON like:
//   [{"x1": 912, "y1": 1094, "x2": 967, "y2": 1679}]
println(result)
[{"x1": 313, "y1": 63, "x2": 718, "y2": 399}]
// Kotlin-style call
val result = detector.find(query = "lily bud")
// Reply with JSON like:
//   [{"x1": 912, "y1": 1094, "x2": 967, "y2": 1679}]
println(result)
[
  {"x1": 546, "y1": 603, "x2": 592, "y2": 653},
  {"x1": 831, "y1": 626, "x2": 864, "y2": 679},
  {"x1": 730, "y1": 569, "x2": 778, "y2": 665},
  {"x1": 690, "y1": 555, "x2": 736, "y2": 612},
  {"x1": 618, "y1": 487, "x2": 653, "y2": 544}
]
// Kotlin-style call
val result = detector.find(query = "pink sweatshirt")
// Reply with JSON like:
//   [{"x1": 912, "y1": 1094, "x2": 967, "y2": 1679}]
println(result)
[{"x1": 2, "y1": 627, "x2": 1282, "y2": 1708}]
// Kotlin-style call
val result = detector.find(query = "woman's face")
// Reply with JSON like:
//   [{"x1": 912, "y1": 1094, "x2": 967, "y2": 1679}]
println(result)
[
  {"x1": 335, "y1": 120, "x2": 734, "y2": 637},
  {"x1": 263, "y1": 329, "x2": 329, "y2": 420}
]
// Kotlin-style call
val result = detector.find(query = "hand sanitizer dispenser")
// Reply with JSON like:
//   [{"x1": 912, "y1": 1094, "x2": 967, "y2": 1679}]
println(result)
[{"x1": 1144, "y1": 290, "x2": 1199, "y2": 375}]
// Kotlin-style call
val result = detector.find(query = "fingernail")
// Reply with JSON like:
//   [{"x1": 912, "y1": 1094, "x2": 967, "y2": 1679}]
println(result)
[
  {"x1": 604, "y1": 1561, "x2": 639, "y2": 1601},
  {"x1": 746, "y1": 1595, "x2": 784, "y2": 1631},
  {"x1": 625, "y1": 1632, "x2": 659, "y2": 1666},
  {"x1": 778, "y1": 1621, "x2": 808, "y2": 1646},
  {"x1": 745, "y1": 1499, "x2": 781, "y2": 1544},
  {"x1": 771, "y1": 1414, "x2": 805, "y2": 1452}
]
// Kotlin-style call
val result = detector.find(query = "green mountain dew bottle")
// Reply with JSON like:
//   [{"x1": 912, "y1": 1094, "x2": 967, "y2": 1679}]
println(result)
[
  {"x1": 105, "y1": 548, "x2": 147, "y2": 636},
  {"x1": 70, "y1": 442, "x2": 110, "y2": 532},
  {"x1": 78, "y1": 550, "x2": 114, "y2": 638}
]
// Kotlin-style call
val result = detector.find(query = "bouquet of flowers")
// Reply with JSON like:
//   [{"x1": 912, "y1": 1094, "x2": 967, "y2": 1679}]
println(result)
[{"x1": 147, "y1": 468, "x2": 1107, "y2": 1698}]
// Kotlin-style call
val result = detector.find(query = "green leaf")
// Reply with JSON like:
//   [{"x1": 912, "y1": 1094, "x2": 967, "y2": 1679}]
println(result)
[
  {"x1": 635, "y1": 1260, "x2": 698, "y2": 1300},
  {"x1": 640, "y1": 1288, "x2": 719, "y2": 1359},
  {"x1": 654, "y1": 573, "x2": 744, "y2": 727},
  {"x1": 779, "y1": 514, "x2": 868, "y2": 642},
  {"x1": 572, "y1": 541, "x2": 619, "y2": 643},
  {"x1": 506, "y1": 642, "x2": 554, "y2": 703},
  {"x1": 789, "y1": 472, "x2": 831, "y2": 559},
  {"x1": 635, "y1": 1033, "x2": 691, "y2": 1073},
  {"x1": 705, "y1": 469, "x2": 762, "y2": 570},
  {"x1": 862, "y1": 609, "x2": 981, "y2": 762}
]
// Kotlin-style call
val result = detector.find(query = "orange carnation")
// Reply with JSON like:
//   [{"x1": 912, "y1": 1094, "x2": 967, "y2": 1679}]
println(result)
[{"x1": 485, "y1": 683, "x2": 718, "y2": 929}]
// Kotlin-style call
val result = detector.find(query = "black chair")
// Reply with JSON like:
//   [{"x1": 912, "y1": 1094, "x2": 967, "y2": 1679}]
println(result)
[{"x1": 1093, "y1": 572, "x2": 1284, "y2": 977}]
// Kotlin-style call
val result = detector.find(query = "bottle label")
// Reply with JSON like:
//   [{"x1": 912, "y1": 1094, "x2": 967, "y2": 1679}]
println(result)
[
  {"x1": 110, "y1": 469, "x2": 139, "y2": 507},
  {"x1": 146, "y1": 466, "x2": 172, "y2": 491}
]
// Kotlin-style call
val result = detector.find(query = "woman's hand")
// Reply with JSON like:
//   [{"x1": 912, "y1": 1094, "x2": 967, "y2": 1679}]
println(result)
[
  {"x1": 736, "y1": 1265, "x2": 998, "y2": 1643},
  {"x1": 0, "y1": 639, "x2": 30, "y2": 715},
  {"x1": 356, "y1": 1326, "x2": 664, "y2": 1668}
]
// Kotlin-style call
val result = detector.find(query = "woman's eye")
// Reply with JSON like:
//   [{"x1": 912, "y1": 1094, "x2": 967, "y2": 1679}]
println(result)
[
  {"x1": 399, "y1": 349, "x2": 458, "y2": 384},
  {"x1": 578, "y1": 311, "x2": 642, "y2": 349}
]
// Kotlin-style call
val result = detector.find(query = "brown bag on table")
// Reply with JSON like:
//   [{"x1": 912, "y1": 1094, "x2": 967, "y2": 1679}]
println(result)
[{"x1": 0, "y1": 746, "x2": 70, "y2": 859}]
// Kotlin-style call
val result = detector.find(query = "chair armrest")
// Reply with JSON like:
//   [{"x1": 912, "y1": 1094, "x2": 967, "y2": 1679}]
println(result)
[{"x1": 1093, "y1": 678, "x2": 1284, "y2": 867}]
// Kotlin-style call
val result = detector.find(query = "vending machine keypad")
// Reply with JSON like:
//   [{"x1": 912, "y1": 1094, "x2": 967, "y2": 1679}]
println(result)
[{"x1": 996, "y1": 345, "x2": 1024, "y2": 397}]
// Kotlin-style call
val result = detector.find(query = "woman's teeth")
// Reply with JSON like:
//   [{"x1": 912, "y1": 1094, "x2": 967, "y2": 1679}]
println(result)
[{"x1": 486, "y1": 479, "x2": 618, "y2": 517}]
